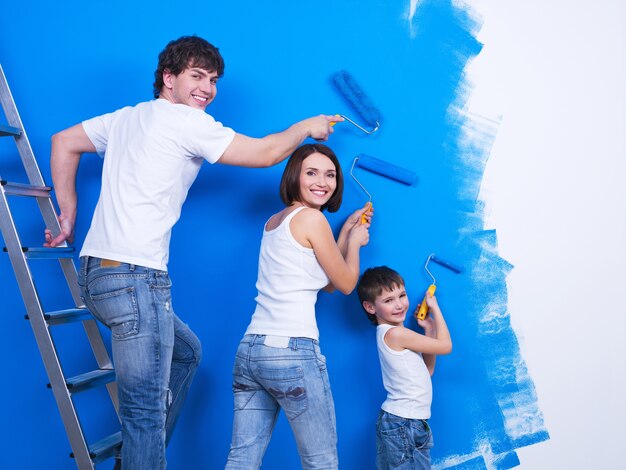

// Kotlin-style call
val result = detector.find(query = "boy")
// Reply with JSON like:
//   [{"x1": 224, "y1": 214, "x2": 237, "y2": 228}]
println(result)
[{"x1": 357, "y1": 266, "x2": 452, "y2": 470}]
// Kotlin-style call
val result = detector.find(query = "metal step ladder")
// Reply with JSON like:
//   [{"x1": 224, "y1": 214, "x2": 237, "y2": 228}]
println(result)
[{"x1": 0, "y1": 64, "x2": 121, "y2": 469}]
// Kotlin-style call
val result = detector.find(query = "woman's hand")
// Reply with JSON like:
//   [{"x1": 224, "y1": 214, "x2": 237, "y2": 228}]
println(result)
[
  {"x1": 342, "y1": 202, "x2": 373, "y2": 232},
  {"x1": 348, "y1": 220, "x2": 370, "y2": 247}
]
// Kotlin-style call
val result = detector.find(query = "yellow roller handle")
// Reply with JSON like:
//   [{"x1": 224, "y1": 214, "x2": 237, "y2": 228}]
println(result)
[
  {"x1": 330, "y1": 114, "x2": 342, "y2": 126},
  {"x1": 417, "y1": 284, "x2": 436, "y2": 320},
  {"x1": 361, "y1": 201, "x2": 372, "y2": 224}
]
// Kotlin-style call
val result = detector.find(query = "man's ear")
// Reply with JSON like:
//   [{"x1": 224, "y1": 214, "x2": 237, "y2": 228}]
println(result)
[
  {"x1": 363, "y1": 301, "x2": 376, "y2": 315},
  {"x1": 162, "y1": 69, "x2": 174, "y2": 89}
]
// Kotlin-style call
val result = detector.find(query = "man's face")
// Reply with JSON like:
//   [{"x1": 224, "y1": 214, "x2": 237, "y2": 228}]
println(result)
[{"x1": 162, "y1": 67, "x2": 219, "y2": 110}]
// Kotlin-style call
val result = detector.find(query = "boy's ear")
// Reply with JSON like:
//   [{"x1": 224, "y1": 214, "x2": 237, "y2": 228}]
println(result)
[{"x1": 362, "y1": 301, "x2": 376, "y2": 315}]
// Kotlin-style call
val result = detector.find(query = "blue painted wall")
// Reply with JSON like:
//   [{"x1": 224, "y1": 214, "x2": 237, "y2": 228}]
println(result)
[{"x1": 0, "y1": 1, "x2": 547, "y2": 468}]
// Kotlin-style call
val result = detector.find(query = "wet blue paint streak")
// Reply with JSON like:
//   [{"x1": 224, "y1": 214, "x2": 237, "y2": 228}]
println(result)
[
  {"x1": 445, "y1": 456, "x2": 488, "y2": 470},
  {"x1": 408, "y1": 1, "x2": 550, "y2": 468}
]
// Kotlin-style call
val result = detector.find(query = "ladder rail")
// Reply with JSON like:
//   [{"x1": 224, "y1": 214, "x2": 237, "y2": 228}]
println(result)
[
  {"x1": 0, "y1": 65, "x2": 45, "y2": 187},
  {"x1": 1, "y1": 64, "x2": 120, "y2": 414},
  {"x1": 0, "y1": 186, "x2": 95, "y2": 469},
  {"x1": 1, "y1": 64, "x2": 121, "y2": 468}
]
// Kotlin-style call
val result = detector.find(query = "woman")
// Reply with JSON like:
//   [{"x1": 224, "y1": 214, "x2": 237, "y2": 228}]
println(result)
[{"x1": 225, "y1": 143, "x2": 372, "y2": 469}]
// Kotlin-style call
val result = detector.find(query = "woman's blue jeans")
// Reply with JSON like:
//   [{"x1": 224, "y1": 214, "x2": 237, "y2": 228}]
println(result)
[
  {"x1": 225, "y1": 334, "x2": 338, "y2": 470},
  {"x1": 376, "y1": 410, "x2": 434, "y2": 469},
  {"x1": 78, "y1": 256, "x2": 202, "y2": 470}
]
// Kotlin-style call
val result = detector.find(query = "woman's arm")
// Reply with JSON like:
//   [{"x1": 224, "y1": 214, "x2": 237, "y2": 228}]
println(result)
[
  {"x1": 291, "y1": 208, "x2": 369, "y2": 294},
  {"x1": 336, "y1": 203, "x2": 372, "y2": 257}
]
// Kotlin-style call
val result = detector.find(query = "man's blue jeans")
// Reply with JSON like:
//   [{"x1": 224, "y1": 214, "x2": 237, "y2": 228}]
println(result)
[
  {"x1": 225, "y1": 334, "x2": 338, "y2": 470},
  {"x1": 78, "y1": 256, "x2": 202, "y2": 470},
  {"x1": 376, "y1": 410, "x2": 433, "y2": 469}
]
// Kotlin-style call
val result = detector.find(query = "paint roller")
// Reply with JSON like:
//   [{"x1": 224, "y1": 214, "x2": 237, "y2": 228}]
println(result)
[
  {"x1": 416, "y1": 253, "x2": 463, "y2": 320},
  {"x1": 330, "y1": 70, "x2": 381, "y2": 134},
  {"x1": 350, "y1": 154, "x2": 417, "y2": 223}
]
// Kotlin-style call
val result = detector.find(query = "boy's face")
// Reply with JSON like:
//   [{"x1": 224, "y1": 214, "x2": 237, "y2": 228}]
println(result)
[{"x1": 363, "y1": 284, "x2": 409, "y2": 326}]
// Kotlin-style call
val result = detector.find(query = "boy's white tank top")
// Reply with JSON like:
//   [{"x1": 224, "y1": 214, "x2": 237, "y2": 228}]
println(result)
[{"x1": 376, "y1": 323, "x2": 433, "y2": 419}]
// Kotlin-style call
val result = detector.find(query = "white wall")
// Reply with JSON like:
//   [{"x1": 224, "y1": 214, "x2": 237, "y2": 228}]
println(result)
[{"x1": 469, "y1": 0, "x2": 626, "y2": 468}]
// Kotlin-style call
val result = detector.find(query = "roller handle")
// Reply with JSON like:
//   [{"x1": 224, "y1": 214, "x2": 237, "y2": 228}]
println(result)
[
  {"x1": 361, "y1": 201, "x2": 372, "y2": 224},
  {"x1": 417, "y1": 284, "x2": 436, "y2": 320}
]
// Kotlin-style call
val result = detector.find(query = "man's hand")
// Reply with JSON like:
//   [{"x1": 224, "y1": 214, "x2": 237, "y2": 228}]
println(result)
[
  {"x1": 305, "y1": 114, "x2": 343, "y2": 141},
  {"x1": 44, "y1": 214, "x2": 75, "y2": 247}
]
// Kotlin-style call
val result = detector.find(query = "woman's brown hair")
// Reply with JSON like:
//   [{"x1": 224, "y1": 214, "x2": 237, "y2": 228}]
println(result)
[{"x1": 279, "y1": 143, "x2": 343, "y2": 213}]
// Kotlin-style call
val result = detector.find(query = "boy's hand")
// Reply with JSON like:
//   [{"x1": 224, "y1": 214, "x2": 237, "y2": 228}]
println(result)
[
  {"x1": 417, "y1": 314, "x2": 436, "y2": 337},
  {"x1": 424, "y1": 290, "x2": 439, "y2": 310},
  {"x1": 414, "y1": 291, "x2": 440, "y2": 325}
]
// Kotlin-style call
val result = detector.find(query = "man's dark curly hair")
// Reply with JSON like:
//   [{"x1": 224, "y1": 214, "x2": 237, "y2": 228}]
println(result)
[{"x1": 153, "y1": 35, "x2": 225, "y2": 98}]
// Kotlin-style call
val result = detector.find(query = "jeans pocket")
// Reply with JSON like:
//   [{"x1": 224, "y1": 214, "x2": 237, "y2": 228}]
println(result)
[
  {"x1": 314, "y1": 349, "x2": 328, "y2": 372},
  {"x1": 257, "y1": 365, "x2": 308, "y2": 420},
  {"x1": 410, "y1": 420, "x2": 434, "y2": 450},
  {"x1": 90, "y1": 286, "x2": 139, "y2": 340},
  {"x1": 377, "y1": 415, "x2": 410, "y2": 467}
]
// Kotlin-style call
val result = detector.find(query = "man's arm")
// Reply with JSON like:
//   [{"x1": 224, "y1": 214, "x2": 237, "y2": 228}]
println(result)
[
  {"x1": 218, "y1": 114, "x2": 342, "y2": 168},
  {"x1": 44, "y1": 123, "x2": 96, "y2": 247}
]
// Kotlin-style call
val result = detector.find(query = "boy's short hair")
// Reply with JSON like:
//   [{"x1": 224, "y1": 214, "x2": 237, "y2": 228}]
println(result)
[
  {"x1": 279, "y1": 143, "x2": 344, "y2": 213},
  {"x1": 357, "y1": 266, "x2": 406, "y2": 326},
  {"x1": 153, "y1": 35, "x2": 225, "y2": 98}
]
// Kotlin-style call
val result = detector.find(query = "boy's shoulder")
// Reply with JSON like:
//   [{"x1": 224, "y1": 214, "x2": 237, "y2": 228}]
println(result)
[{"x1": 378, "y1": 324, "x2": 413, "y2": 351}]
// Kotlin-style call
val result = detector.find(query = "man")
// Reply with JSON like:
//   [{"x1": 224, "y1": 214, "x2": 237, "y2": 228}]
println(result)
[{"x1": 45, "y1": 35, "x2": 341, "y2": 469}]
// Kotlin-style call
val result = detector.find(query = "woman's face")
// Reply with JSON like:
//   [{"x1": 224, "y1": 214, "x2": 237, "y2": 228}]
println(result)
[{"x1": 298, "y1": 152, "x2": 337, "y2": 210}]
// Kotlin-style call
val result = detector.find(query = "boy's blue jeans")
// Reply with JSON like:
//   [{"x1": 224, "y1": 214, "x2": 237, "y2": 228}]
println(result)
[
  {"x1": 225, "y1": 334, "x2": 338, "y2": 470},
  {"x1": 376, "y1": 410, "x2": 434, "y2": 470},
  {"x1": 78, "y1": 256, "x2": 202, "y2": 470}
]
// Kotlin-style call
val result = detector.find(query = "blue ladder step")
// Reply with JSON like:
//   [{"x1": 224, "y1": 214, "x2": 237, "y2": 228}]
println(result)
[
  {"x1": 1, "y1": 180, "x2": 51, "y2": 197},
  {"x1": 70, "y1": 431, "x2": 122, "y2": 464},
  {"x1": 0, "y1": 124, "x2": 21, "y2": 137},
  {"x1": 3, "y1": 246, "x2": 75, "y2": 259},
  {"x1": 25, "y1": 308, "x2": 93, "y2": 325},
  {"x1": 48, "y1": 369, "x2": 115, "y2": 394}
]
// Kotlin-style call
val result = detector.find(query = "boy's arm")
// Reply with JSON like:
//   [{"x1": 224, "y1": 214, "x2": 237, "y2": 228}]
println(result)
[
  {"x1": 419, "y1": 317, "x2": 437, "y2": 376},
  {"x1": 385, "y1": 292, "x2": 452, "y2": 357}
]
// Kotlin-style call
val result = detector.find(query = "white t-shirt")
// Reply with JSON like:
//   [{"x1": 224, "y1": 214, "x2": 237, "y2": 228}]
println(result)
[
  {"x1": 376, "y1": 323, "x2": 433, "y2": 419},
  {"x1": 245, "y1": 207, "x2": 330, "y2": 340},
  {"x1": 80, "y1": 99, "x2": 235, "y2": 271}
]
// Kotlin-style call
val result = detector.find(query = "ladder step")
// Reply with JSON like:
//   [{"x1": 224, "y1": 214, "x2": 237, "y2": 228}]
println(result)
[
  {"x1": 1, "y1": 180, "x2": 52, "y2": 197},
  {"x1": 49, "y1": 369, "x2": 115, "y2": 394},
  {"x1": 70, "y1": 431, "x2": 122, "y2": 464},
  {"x1": 3, "y1": 246, "x2": 75, "y2": 259},
  {"x1": 25, "y1": 308, "x2": 93, "y2": 325},
  {"x1": 0, "y1": 123, "x2": 21, "y2": 137}
]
